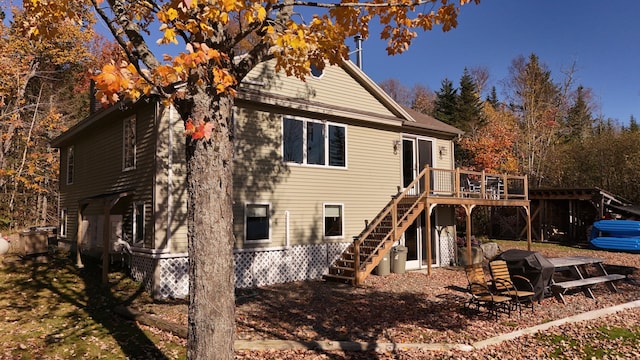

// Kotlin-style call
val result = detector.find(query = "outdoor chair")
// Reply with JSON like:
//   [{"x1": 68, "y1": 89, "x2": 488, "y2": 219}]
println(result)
[
  {"x1": 464, "y1": 265, "x2": 512, "y2": 319},
  {"x1": 488, "y1": 260, "x2": 536, "y2": 315}
]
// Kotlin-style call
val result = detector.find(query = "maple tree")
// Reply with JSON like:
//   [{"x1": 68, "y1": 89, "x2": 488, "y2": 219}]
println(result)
[
  {"x1": 459, "y1": 102, "x2": 518, "y2": 173},
  {"x1": 20, "y1": 0, "x2": 479, "y2": 358}
]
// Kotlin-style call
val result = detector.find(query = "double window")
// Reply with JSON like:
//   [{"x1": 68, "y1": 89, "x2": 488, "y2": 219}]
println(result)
[
  {"x1": 283, "y1": 117, "x2": 346, "y2": 167},
  {"x1": 123, "y1": 115, "x2": 136, "y2": 170},
  {"x1": 245, "y1": 203, "x2": 270, "y2": 243}
]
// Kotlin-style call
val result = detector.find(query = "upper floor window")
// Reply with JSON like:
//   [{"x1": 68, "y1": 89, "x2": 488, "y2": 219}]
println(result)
[
  {"x1": 123, "y1": 115, "x2": 136, "y2": 170},
  {"x1": 310, "y1": 64, "x2": 324, "y2": 79},
  {"x1": 283, "y1": 117, "x2": 346, "y2": 167},
  {"x1": 66, "y1": 146, "x2": 74, "y2": 185}
]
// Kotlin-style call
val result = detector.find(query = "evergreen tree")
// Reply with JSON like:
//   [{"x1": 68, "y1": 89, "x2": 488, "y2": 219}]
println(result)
[
  {"x1": 627, "y1": 115, "x2": 639, "y2": 132},
  {"x1": 565, "y1": 85, "x2": 593, "y2": 142},
  {"x1": 456, "y1": 68, "x2": 483, "y2": 133},
  {"x1": 486, "y1": 86, "x2": 499, "y2": 108},
  {"x1": 431, "y1": 78, "x2": 457, "y2": 125}
]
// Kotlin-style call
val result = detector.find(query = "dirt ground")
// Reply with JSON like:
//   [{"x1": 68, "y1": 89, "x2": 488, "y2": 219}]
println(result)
[{"x1": 133, "y1": 240, "x2": 640, "y2": 359}]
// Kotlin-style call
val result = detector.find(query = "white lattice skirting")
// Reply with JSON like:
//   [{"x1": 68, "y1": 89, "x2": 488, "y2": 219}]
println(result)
[{"x1": 129, "y1": 242, "x2": 350, "y2": 299}]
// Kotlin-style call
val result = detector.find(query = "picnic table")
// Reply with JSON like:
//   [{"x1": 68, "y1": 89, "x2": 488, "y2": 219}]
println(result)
[{"x1": 547, "y1": 256, "x2": 626, "y2": 304}]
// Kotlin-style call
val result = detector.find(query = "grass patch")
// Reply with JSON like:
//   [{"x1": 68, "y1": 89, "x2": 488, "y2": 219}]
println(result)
[{"x1": 0, "y1": 252, "x2": 186, "y2": 359}]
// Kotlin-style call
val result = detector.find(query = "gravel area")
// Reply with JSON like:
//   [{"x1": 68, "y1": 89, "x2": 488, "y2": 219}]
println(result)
[{"x1": 138, "y1": 241, "x2": 640, "y2": 358}]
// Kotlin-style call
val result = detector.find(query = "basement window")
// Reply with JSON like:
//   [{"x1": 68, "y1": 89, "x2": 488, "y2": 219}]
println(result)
[{"x1": 245, "y1": 203, "x2": 271, "y2": 243}]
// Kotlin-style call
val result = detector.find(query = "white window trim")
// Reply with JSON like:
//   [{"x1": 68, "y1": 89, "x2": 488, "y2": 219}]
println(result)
[
  {"x1": 310, "y1": 64, "x2": 325, "y2": 79},
  {"x1": 60, "y1": 208, "x2": 68, "y2": 238},
  {"x1": 123, "y1": 115, "x2": 136, "y2": 171},
  {"x1": 66, "y1": 146, "x2": 74, "y2": 185},
  {"x1": 281, "y1": 116, "x2": 347, "y2": 169},
  {"x1": 133, "y1": 202, "x2": 145, "y2": 244},
  {"x1": 323, "y1": 203, "x2": 344, "y2": 240},
  {"x1": 244, "y1": 202, "x2": 272, "y2": 244}
]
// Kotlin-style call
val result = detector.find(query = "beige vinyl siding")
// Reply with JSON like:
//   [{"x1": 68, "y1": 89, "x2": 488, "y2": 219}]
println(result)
[
  {"x1": 58, "y1": 101, "x2": 157, "y2": 252},
  {"x1": 233, "y1": 107, "x2": 401, "y2": 249},
  {"x1": 154, "y1": 106, "x2": 188, "y2": 253},
  {"x1": 433, "y1": 139, "x2": 454, "y2": 169},
  {"x1": 243, "y1": 60, "x2": 396, "y2": 118}
]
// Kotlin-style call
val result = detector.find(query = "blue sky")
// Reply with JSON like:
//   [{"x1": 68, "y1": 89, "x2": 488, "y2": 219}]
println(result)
[{"x1": 348, "y1": 0, "x2": 640, "y2": 124}]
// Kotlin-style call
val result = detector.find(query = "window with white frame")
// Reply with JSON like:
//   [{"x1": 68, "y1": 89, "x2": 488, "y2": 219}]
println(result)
[
  {"x1": 245, "y1": 203, "x2": 270, "y2": 243},
  {"x1": 324, "y1": 204, "x2": 343, "y2": 238},
  {"x1": 133, "y1": 202, "x2": 145, "y2": 243},
  {"x1": 283, "y1": 117, "x2": 346, "y2": 167},
  {"x1": 66, "y1": 146, "x2": 74, "y2": 185},
  {"x1": 123, "y1": 115, "x2": 136, "y2": 170},
  {"x1": 60, "y1": 209, "x2": 68, "y2": 238}
]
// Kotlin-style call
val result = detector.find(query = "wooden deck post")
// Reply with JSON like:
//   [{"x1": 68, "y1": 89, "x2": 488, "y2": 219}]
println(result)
[
  {"x1": 466, "y1": 205, "x2": 473, "y2": 265},
  {"x1": 526, "y1": 205, "x2": 532, "y2": 251},
  {"x1": 76, "y1": 203, "x2": 88, "y2": 268},
  {"x1": 102, "y1": 203, "x2": 111, "y2": 285},
  {"x1": 426, "y1": 202, "x2": 432, "y2": 276},
  {"x1": 455, "y1": 168, "x2": 460, "y2": 197}
]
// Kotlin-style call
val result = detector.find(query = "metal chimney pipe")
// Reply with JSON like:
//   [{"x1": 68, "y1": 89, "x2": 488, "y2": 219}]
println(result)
[{"x1": 354, "y1": 35, "x2": 363, "y2": 69}]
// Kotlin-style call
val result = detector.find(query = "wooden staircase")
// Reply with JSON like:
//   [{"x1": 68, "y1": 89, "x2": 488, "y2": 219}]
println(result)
[{"x1": 323, "y1": 168, "x2": 429, "y2": 285}]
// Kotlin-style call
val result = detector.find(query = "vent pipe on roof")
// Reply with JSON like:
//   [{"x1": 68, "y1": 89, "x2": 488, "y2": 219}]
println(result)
[{"x1": 354, "y1": 35, "x2": 363, "y2": 69}]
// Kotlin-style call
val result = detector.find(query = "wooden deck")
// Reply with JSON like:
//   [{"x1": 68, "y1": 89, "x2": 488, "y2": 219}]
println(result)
[{"x1": 324, "y1": 166, "x2": 532, "y2": 285}]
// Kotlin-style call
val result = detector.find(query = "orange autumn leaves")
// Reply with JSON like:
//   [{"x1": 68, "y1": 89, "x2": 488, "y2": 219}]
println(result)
[{"x1": 92, "y1": 43, "x2": 236, "y2": 107}]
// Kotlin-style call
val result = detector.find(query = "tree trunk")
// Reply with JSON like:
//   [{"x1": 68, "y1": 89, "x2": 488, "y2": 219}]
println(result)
[{"x1": 186, "y1": 91, "x2": 236, "y2": 359}]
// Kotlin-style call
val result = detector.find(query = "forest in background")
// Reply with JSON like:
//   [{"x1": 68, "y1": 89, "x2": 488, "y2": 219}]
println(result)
[
  {"x1": 1, "y1": 8, "x2": 639, "y2": 231},
  {"x1": 380, "y1": 53, "x2": 640, "y2": 205},
  {"x1": 0, "y1": 8, "x2": 119, "y2": 230}
]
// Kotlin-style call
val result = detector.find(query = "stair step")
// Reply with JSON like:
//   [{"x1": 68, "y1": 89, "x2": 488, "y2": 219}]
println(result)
[
  {"x1": 331, "y1": 265, "x2": 354, "y2": 271},
  {"x1": 323, "y1": 274, "x2": 354, "y2": 283}
]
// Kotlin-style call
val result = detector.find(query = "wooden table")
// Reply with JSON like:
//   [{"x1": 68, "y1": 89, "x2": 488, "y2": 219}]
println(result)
[{"x1": 547, "y1": 256, "x2": 625, "y2": 304}]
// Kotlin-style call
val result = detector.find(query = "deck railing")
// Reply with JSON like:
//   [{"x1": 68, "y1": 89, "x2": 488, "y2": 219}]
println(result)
[{"x1": 427, "y1": 167, "x2": 528, "y2": 201}]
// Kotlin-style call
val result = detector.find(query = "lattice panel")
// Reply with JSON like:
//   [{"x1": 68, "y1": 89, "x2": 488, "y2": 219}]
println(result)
[
  {"x1": 130, "y1": 255, "x2": 156, "y2": 294},
  {"x1": 439, "y1": 227, "x2": 456, "y2": 266},
  {"x1": 129, "y1": 243, "x2": 352, "y2": 298},
  {"x1": 234, "y1": 243, "x2": 350, "y2": 288},
  {"x1": 158, "y1": 257, "x2": 189, "y2": 298}
]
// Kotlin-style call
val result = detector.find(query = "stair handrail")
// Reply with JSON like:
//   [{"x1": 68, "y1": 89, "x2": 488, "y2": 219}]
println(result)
[{"x1": 353, "y1": 165, "x2": 431, "y2": 274}]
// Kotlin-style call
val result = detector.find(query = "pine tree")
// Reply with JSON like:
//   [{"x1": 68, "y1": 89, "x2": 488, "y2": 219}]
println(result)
[
  {"x1": 486, "y1": 86, "x2": 499, "y2": 108},
  {"x1": 565, "y1": 85, "x2": 593, "y2": 142},
  {"x1": 431, "y1": 78, "x2": 457, "y2": 125},
  {"x1": 627, "y1": 115, "x2": 639, "y2": 132},
  {"x1": 456, "y1": 68, "x2": 483, "y2": 133}
]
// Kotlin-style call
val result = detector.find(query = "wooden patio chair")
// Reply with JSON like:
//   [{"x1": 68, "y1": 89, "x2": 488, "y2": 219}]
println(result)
[
  {"x1": 489, "y1": 260, "x2": 536, "y2": 315},
  {"x1": 464, "y1": 265, "x2": 512, "y2": 319}
]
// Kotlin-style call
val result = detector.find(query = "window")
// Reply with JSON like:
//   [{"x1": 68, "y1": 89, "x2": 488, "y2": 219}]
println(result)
[
  {"x1": 66, "y1": 146, "x2": 74, "y2": 185},
  {"x1": 324, "y1": 204, "x2": 343, "y2": 238},
  {"x1": 123, "y1": 115, "x2": 136, "y2": 170},
  {"x1": 282, "y1": 117, "x2": 346, "y2": 167},
  {"x1": 133, "y1": 202, "x2": 145, "y2": 243},
  {"x1": 60, "y1": 209, "x2": 68, "y2": 238},
  {"x1": 310, "y1": 64, "x2": 324, "y2": 78},
  {"x1": 245, "y1": 203, "x2": 270, "y2": 243}
]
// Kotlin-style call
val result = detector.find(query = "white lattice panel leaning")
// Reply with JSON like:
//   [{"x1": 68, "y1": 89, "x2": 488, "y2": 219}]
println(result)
[
  {"x1": 234, "y1": 242, "x2": 350, "y2": 288},
  {"x1": 130, "y1": 255, "x2": 156, "y2": 294},
  {"x1": 158, "y1": 257, "x2": 189, "y2": 298}
]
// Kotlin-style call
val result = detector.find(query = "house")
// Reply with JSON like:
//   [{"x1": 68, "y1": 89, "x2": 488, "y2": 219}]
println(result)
[{"x1": 52, "y1": 59, "x2": 470, "y2": 299}]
